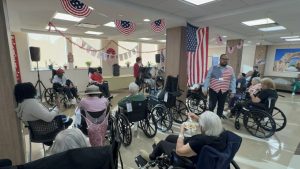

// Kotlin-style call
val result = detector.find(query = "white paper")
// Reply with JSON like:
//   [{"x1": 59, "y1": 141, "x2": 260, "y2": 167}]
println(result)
[
  {"x1": 237, "y1": 82, "x2": 241, "y2": 88},
  {"x1": 126, "y1": 102, "x2": 133, "y2": 112},
  {"x1": 218, "y1": 78, "x2": 224, "y2": 81},
  {"x1": 164, "y1": 92, "x2": 168, "y2": 102}
]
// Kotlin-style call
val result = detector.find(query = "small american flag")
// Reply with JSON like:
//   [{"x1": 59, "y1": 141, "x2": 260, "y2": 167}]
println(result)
[
  {"x1": 60, "y1": 0, "x2": 91, "y2": 17},
  {"x1": 150, "y1": 19, "x2": 166, "y2": 32},
  {"x1": 115, "y1": 20, "x2": 136, "y2": 36},
  {"x1": 187, "y1": 23, "x2": 209, "y2": 86}
]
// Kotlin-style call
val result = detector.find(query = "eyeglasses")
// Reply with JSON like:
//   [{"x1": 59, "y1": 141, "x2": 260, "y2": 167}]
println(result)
[{"x1": 220, "y1": 58, "x2": 229, "y2": 61}]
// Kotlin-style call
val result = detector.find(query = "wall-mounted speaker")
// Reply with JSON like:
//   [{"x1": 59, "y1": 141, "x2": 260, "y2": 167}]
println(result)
[
  {"x1": 29, "y1": 46, "x2": 40, "y2": 62},
  {"x1": 155, "y1": 54, "x2": 160, "y2": 63}
]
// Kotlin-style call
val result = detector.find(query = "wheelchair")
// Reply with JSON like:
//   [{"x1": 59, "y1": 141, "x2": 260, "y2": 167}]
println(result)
[
  {"x1": 232, "y1": 93, "x2": 287, "y2": 138},
  {"x1": 186, "y1": 85, "x2": 208, "y2": 115},
  {"x1": 115, "y1": 100, "x2": 158, "y2": 146}
]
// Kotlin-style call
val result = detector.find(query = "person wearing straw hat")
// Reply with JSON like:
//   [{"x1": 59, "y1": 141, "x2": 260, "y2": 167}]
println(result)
[{"x1": 79, "y1": 85, "x2": 108, "y2": 113}]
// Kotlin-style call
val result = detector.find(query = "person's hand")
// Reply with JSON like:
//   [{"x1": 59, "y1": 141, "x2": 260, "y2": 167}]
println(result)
[
  {"x1": 187, "y1": 112, "x2": 199, "y2": 121},
  {"x1": 180, "y1": 123, "x2": 186, "y2": 133}
]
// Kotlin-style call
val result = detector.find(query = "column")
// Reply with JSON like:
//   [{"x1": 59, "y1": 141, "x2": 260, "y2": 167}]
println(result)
[
  {"x1": 165, "y1": 26, "x2": 187, "y2": 100},
  {"x1": 226, "y1": 39, "x2": 244, "y2": 76},
  {"x1": 0, "y1": 0, "x2": 25, "y2": 164},
  {"x1": 254, "y1": 45, "x2": 268, "y2": 76},
  {"x1": 101, "y1": 40, "x2": 119, "y2": 76}
]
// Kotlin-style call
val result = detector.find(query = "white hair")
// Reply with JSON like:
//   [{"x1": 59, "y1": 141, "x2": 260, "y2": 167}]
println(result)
[
  {"x1": 251, "y1": 77, "x2": 261, "y2": 85},
  {"x1": 49, "y1": 128, "x2": 90, "y2": 155},
  {"x1": 129, "y1": 82, "x2": 139, "y2": 95},
  {"x1": 198, "y1": 111, "x2": 223, "y2": 137}
]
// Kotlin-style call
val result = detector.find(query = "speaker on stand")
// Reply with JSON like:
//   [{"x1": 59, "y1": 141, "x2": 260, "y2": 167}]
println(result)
[
  {"x1": 30, "y1": 46, "x2": 47, "y2": 102},
  {"x1": 155, "y1": 54, "x2": 161, "y2": 63}
]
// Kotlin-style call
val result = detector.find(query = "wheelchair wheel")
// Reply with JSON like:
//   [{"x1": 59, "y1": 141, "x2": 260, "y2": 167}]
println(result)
[
  {"x1": 186, "y1": 96, "x2": 206, "y2": 115},
  {"x1": 172, "y1": 100, "x2": 188, "y2": 124},
  {"x1": 152, "y1": 105, "x2": 173, "y2": 132},
  {"x1": 243, "y1": 110, "x2": 276, "y2": 138},
  {"x1": 140, "y1": 111, "x2": 157, "y2": 138},
  {"x1": 116, "y1": 113, "x2": 132, "y2": 146},
  {"x1": 44, "y1": 88, "x2": 57, "y2": 106},
  {"x1": 234, "y1": 120, "x2": 241, "y2": 130},
  {"x1": 272, "y1": 107, "x2": 287, "y2": 131},
  {"x1": 107, "y1": 115, "x2": 116, "y2": 144}
]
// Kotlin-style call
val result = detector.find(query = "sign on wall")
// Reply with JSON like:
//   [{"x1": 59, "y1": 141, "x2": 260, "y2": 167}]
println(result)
[{"x1": 273, "y1": 48, "x2": 300, "y2": 72}]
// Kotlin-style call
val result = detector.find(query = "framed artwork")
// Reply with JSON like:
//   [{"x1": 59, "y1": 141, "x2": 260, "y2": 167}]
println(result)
[{"x1": 273, "y1": 48, "x2": 300, "y2": 72}]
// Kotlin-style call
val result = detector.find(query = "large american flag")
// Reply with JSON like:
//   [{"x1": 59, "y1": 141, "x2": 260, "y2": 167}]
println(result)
[
  {"x1": 187, "y1": 23, "x2": 209, "y2": 86},
  {"x1": 115, "y1": 20, "x2": 136, "y2": 36},
  {"x1": 150, "y1": 19, "x2": 166, "y2": 32},
  {"x1": 60, "y1": 0, "x2": 91, "y2": 17}
]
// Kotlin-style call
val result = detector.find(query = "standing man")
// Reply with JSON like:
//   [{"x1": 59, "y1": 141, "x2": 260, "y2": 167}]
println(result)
[
  {"x1": 203, "y1": 54, "x2": 236, "y2": 118},
  {"x1": 133, "y1": 57, "x2": 143, "y2": 86}
]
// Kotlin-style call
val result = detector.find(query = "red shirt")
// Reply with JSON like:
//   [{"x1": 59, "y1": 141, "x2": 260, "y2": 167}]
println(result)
[
  {"x1": 133, "y1": 63, "x2": 140, "y2": 78},
  {"x1": 91, "y1": 72, "x2": 103, "y2": 83}
]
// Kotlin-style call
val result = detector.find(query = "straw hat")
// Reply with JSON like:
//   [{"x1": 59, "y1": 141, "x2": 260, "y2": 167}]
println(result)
[{"x1": 85, "y1": 85, "x2": 102, "y2": 95}]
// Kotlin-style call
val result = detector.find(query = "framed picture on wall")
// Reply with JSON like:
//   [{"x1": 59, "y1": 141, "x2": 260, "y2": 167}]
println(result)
[{"x1": 273, "y1": 48, "x2": 300, "y2": 72}]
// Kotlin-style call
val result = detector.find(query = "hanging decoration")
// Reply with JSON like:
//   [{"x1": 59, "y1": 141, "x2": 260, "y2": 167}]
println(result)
[
  {"x1": 227, "y1": 46, "x2": 235, "y2": 54},
  {"x1": 11, "y1": 35, "x2": 22, "y2": 83},
  {"x1": 60, "y1": 0, "x2": 92, "y2": 17},
  {"x1": 115, "y1": 20, "x2": 136, "y2": 36},
  {"x1": 150, "y1": 19, "x2": 166, "y2": 32},
  {"x1": 216, "y1": 34, "x2": 223, "y2": 46},
  {"x1": 236, "y1": 41, "x2": 243, "y2": 49}
]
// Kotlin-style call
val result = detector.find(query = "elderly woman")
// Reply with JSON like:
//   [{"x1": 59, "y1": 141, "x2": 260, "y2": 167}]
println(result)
[
  {"x1": 141, "y1": 111, "x2": 227, "y2": 164},
  {"x1": 247, "y1": 77, "x2": 262, "y2": 96},
  {"x1": 117, "y1": 82, "x2": 146, "y2": 109},
  {"x1": 49, "y1": 128, "x2": 90, "y2": 155}
]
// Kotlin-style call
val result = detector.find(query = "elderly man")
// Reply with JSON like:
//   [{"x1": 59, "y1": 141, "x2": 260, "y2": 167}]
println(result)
[
  {"x1": 118, "y1": 82, "x2": 146, "y2": 109},
  {"x1": 203, "y1": 54, "x2": 236, "y2": 118}
]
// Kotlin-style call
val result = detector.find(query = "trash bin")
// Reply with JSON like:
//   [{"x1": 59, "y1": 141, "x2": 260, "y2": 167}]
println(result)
[{"x1": 112, "y1": 64, "x2": 120, "y2": 76}]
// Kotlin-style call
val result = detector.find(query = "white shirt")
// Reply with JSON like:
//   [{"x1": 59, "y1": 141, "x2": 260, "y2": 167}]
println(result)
[{"x1": 52, "y1": 75, "x2": 67, "y2": 85}]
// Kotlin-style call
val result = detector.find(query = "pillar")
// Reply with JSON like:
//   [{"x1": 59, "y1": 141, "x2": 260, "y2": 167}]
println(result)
[
  {"x1": 254, "y1": 45, "x2": 268, "y2": 76},
  {"x1": 101, "y1": 40, "x2": 119, "y2": 76},
  {"x1": 165, "y1": 26, "x2": 187, "y2": 100},
  {"x1": 226, "y1": 39, "x2": 244, "y2": 76},
  {"x1": 0, "y1": 0, "x2": 25, "y2": 164}
]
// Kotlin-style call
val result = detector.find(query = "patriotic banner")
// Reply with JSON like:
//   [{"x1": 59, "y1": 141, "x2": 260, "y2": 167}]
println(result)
[
  {"x1": 115, "y1": 20, "x2": 136, "y2": 36},
  {"x1": 187, "y1": 23, "x2": 209, "y2": 86},
  {"x1": 124, "y1": 53, "x2": 128, "y2": 59},
  {"x1": 216, "y1": 34, "x2": 223, "y2": 46},
  {"x1": 150, "y1": 19, "x2": 166, "y2": 32},
  {"x1": 11, "y1": 35, "x2": 22, "y2": 83},
  {"x1": 120, "y1": 54, "x2": 124, "y2": 61},
  {"x1": 60, "y1": 0, "x2": 91, "y2": 17},
  {"x1": 97, "y1": 52, "x2": 101, "y2": 59},
  {"x1": 82, "y1": 40, "x2": 87, "y2": 48}
]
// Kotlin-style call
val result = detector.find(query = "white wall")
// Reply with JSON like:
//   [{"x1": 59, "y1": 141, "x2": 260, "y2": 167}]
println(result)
[{"x1": 264, "y1": 44, "x2": 300, "y2": 78}]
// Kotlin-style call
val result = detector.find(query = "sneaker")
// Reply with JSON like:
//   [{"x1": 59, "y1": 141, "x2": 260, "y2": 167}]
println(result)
[
  {"x1": 292, "y1": 92, "x2": 295, "y2": 96},
  {"x1": 139, "y1": 149, "x2": 150, "y2": 162}
]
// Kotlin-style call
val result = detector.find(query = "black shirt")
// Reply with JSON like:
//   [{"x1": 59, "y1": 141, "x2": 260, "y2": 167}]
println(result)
[
  {"x1": 257, "y1": 89, "x2": 278, "y2": 108},
  {"x1": 186, "y1": 131, "x2": 228, "y2": 163}
]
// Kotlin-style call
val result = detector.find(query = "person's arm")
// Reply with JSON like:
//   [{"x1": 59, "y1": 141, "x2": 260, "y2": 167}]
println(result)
[
  {"x1": 250, "y1": 93, "x2": 261, "y2": 103},
  {"x1": 176, "y1": 124, "x2": 197, "y2": 157},
  {"x1": 31, "y1": 100, "x2": 59, "y2": 122},
  {"x1": 230, "y1": 70, "x2": 237, "y2": 94},
  {"x1": 203, "y1": 67, "x2": 213, "y2": 92},
  {"x1": 118, "y1": 96, "x2": 129, "y2": 108}
]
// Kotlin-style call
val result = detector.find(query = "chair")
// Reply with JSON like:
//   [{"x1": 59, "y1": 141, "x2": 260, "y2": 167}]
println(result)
[
  {"x1": 0, "y1": 159, "x2": 12, "y2": 167},
  {"x1": 26, "y1": 117, "x2": 65, "y2": 161}
]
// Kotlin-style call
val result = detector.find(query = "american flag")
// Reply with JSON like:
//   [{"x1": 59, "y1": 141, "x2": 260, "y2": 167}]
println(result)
[
  {"x1": 150, "y1": 19, "x2": 166, "y2": 32},
  {"x1": 187, "y1": 23, "x2": 209, "y2": 86},
  {"x1": 60, "y1": 0, "x2": 91, "y2": 17},
  {"x1": 115, "y1": 20, "x2": 136, "y2": 36}
]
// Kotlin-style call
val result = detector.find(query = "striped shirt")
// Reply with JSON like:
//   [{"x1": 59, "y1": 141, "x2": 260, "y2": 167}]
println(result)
[{"x1": 204, "y1": 65, "x2": 236, "y2": 93}]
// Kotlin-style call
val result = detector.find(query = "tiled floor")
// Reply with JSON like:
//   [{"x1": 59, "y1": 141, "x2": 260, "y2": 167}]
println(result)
[{"x1": 25, "y1": 90, "x2": 300, "y2": 169}]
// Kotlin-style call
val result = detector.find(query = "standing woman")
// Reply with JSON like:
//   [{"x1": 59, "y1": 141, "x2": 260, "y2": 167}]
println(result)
[{"x1": 133, "y1": 57, "x2": 143, "y2": 86}]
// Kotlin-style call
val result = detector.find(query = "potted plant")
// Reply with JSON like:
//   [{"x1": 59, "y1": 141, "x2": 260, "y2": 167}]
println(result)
[
  {"x1": 126, "y1": 61, "x2": 131, "y2": 68},
  {"x1": 147, "y1": 61, "x2": 152, "y2": 67},
  {"x1": 48, "y1": 64, "x2": 53, "y2": 70},
  {"x1": 85, "y1": 61, "x2": 92, "y2": 68}
]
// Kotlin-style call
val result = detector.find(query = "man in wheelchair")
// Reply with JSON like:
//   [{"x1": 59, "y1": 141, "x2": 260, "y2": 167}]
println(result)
[
  {"x1": 52, "y1": 68, "x2": 78, "y2": 104},
  {"x1": 137, "y1": 111, "x2": 239, "y2": 169}
]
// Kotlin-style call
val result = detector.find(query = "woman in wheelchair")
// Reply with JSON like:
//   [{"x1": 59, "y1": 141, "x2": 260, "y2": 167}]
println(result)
[
  {"x1": 14, "y1": 82, "x2": 73, "y2": 145},
  {"x1": 141, "y1": 111, "x2": 227, "y2": 165},
  {"x1": 118, "y1": 82, "x2": 146, "y2": 110},
  {"x1": 88, "y1": 67, "x2": 110, "y2": 97},
  {"x1": 52, "y1": 68, "x2": 78, "y2": 104}
]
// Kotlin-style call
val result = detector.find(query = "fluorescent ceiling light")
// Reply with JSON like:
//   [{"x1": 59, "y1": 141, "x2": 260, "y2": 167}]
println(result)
[
  {"x1": 85, "y1": 31, "x2": 103, "y2": 35},
  {"x1": 45, "y1": 26, "x2": 67, "y2": 32},
  {"x1": 242, "y1": 18, "x2": 275, "y2": 26},
  {"x1": 53, "y1": 12, "x2": 84, "y2": 22},
  {"x1": 280, "y1": 35, "x2": 299, "y2": 39},
  {"x1": 104, "y1": 22, "x2": 115, "y2": 27},
  {"x1": 77, "y1": 23, "x2": 100, "y2": 29},
  {"x1": 285, "y1": 38, "x2": 300, "y2": 42},
  {"x1": 182, "y1": 0, "x2": 216, "y2": 5},
  {"x1": 143, "y1": 19, "x2": 151, "y2": 22},
  {"x1": 139, "y1": 38, "x2": 152, "y2": 41},
  {"x1": 222, "y1": 35, "x2": 227, "y2": 38},
  {"x1": 259, "y1": 26, "x2": 286, "y2": 32},
  {"x1": 88, "y1": 6, "x2": 94, "y2": 10},
  {"x1": 157, "y1": 40, "x2": 166, "y2": 43}
]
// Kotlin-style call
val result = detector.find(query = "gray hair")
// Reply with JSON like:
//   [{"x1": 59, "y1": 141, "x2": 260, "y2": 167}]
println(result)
[
  {"x1": 198, "y1": 111, "x2": 223, "y2": 137},
  {"x1": 49, "y1": 128, "x2": 90, "y2": 155},
  {"x1": 251, "y1": 77, "x2": 261, "y2": 85},
  {"x1": 129, "y1": 82, "x2": 139, "y2": 95}
]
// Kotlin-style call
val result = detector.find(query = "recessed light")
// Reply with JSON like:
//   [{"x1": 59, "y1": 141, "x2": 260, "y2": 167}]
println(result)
[
  {"x1": 88, "y1": 6, "x2": 94, "y2": 10},
  {"x1": 143, "y1": 19, "x2": 151, "y2": 22},
  {"x1": 45, "y1": 26, "x2": 67, "y2": 32},
  {"x1": 139, "y1": 38, "x2": 152, "y2": 41},
  {"x1": 157, "y1": 40, "x2": 166, "y2": 43},
  {"x1": 259, "y1": 26, "x2": 286, "y2": 32},
  {"x1": 53, "y1": 12, "x2": 84, "y2": 22},
  {"x1": 222, "y1": 35, "x2": 227, "y2": 38},
  {"x1": 285, "y1": 38, "x2": 300, "y2": 42},
  {"x1": 242, "y1": 18, "x2": 275, "y2": 26},
  {"x1": 280, "y1": 35, "x2": 299, "y2": 39},
  {"x1": 182, "y1": 0, "x2": 216, "y2": 6},
  {"x1": 85, "y1": 31, "x2": 103, "y2": 35},
  {"x1": 104, "y1": 22, "x2": 116, "y2": 28}
]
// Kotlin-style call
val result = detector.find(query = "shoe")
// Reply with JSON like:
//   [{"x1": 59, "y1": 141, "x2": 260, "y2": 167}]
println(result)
[
  {"x1": 71, "y1": 98, "x2": 77, "y2": 105},
  {"x1": 139, "y1": 149, "x2": 150, "y2": 162},
  {"x1": 292, "y1": 92, "x2": 295, "y2": 96}
]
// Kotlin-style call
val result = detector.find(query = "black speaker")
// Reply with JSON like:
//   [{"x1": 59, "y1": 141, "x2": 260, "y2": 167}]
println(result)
[
  {"x1": 29, "y1": 46, "x2": 40, "y2": 62},
  {"x1": 155, "y1": 54, "x2": 160, "y2": 63}
]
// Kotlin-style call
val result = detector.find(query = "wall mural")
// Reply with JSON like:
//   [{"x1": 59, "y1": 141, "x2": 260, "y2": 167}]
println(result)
[{"x1": 273, "y1": 48, "x2": 300, "y2": 72}]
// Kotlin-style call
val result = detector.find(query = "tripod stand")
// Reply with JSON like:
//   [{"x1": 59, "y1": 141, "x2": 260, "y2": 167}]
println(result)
[{"x1": 34, "y1": 61, "x2": 47, "y2": 102}]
